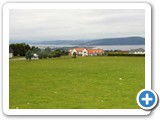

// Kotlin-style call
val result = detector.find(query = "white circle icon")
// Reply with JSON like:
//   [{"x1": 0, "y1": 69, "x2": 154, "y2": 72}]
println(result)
[{"x1": 137, "y1": 89, "x2": 158, "y2": 110}]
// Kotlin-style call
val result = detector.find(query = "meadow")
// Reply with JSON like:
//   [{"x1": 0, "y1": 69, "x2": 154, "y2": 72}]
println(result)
[{"x1": 9, "y1": 56, "x2": 145, "y2": 109}]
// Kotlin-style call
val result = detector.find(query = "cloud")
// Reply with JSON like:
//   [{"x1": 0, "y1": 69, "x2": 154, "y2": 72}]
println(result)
[{"x1": 9, "y1": 9, "x2": 145, "y2": 41}]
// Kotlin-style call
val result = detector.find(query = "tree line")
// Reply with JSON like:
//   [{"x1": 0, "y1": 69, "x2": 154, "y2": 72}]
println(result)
[{"x1": 9, "y1": 43, "x2": 69, "y2": 60}]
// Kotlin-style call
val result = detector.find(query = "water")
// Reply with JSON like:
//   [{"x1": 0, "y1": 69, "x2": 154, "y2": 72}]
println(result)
[
  {"x1": 93, "y1": 45, "x2": 145, "y2": 50},
  {"x1": 30, "y1": 44, "x2": 145, "y2": 51}
]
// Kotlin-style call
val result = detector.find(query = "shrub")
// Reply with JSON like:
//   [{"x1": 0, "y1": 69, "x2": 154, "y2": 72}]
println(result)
[
  {"x1": 107, "y1": 53, "x2": 145, "y2": 57},
  {"x1": 72, "y1": 52, "x2": 77, "y2": 58},
  {"x1": 48, "y1": 54, "x2": 53, "y2": 58},
  {"x1": 38, "y1": 52, "x2": 43, "y2": 59},
  {"x1": 54, "y1": 50, "x2": 62, "y2": 57},
  {"x1": 43, "y1": 52, "x2": 48, "y2": 59},
  {"x1": 38, "y1": 51, "x2": 48, "y2": 59}
]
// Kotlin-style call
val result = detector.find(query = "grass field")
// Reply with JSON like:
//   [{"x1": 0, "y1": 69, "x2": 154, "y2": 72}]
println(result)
[{"x1": 9, "y1": 56, "x2": 145, "y2": 109}]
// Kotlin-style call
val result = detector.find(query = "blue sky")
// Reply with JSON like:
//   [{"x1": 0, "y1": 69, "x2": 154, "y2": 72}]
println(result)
[{"x1": 9, "y1": 9, "x2": 145, "y2": 41}]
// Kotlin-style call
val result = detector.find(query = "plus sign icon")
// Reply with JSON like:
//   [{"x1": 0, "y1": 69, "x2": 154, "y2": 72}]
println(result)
[{"x1": 137, "y1": 89, "x2": 158, "y2": 110}]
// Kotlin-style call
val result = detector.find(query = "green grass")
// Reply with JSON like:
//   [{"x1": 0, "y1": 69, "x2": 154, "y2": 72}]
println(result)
[{"x1": 9, "y1": 56, "x2": 145, "y2": 109}]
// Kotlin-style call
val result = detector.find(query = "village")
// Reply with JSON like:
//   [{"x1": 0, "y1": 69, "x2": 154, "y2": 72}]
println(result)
[
  {"x1": 9, "y1": 44, "x2": 145, "y2": 59},
  {"x1": 68, "y1": 47, "x2": 145, "y2": 57}
]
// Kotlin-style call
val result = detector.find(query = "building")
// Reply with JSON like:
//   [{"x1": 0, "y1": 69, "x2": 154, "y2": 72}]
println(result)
[
  {"x1": 87, "y1": 49, "x2": 104, "y2": 56},
  {"x1": 69, "y1": 48, "x2": 104, "y2": 56},
  {"x1": 9, "y1": 47, "x2": 14, "y2": 58},
  {"x1": 129, "y1": 48, "x2": 145, "y2": 54},
  {"x1": 69, "y1": 48, "x2": 88, "y2": 56}
]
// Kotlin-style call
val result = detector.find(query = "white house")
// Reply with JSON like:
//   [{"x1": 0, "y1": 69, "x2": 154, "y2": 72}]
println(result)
[
  {"x1": 69, "y1": 48, "x2": 104, "y2": 56},
  {"x1": 129, "y1": 48, "x2": 145, "y2": 54},
  {"x1": 70, "y1": 48, "x2": 88, "y2": 56}
]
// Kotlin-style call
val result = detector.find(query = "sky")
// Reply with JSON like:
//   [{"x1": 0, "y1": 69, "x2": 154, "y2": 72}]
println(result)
[{"x1": 9, "y1": 9, "x2": 145, "y2": 41}]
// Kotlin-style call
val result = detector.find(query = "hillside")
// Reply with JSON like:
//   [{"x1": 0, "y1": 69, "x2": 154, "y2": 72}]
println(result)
[
  {"x1": 10, "y1": 36, "x2": 145, "y2": 46},
  {"x1": 84, "y1": 37, "x2": 145, "y2": 45}
]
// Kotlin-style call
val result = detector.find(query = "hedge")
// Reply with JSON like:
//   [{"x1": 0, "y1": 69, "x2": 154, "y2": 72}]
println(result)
[{"x1": 107, "y1": 53, "x2": 145, "y2": 57}]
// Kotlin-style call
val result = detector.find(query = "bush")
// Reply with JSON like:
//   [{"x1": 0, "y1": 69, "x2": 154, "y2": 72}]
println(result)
[
  {"x1": 38, "y1": 52, "x2": 43, "y2": 59},
  {"x1": 38, "y1": 51, "x2": 48, "y2": 59},
  {"x1": 54, "y1": 50, "x2": 62, "y2": 57},
  {"x1": 55, "y1": 51, "x2": 61, "y2": 57},
  {"x1": 48, "y1": 54, "x2": 53, "y2": 58},
  {"x1": 107, "y1": 53, "x2": 145, "y2": 57},
  {"x1": 52, "y1": 53, "x2": 57, "y2": 58},
  {"x1": 43, "y1": 52, "x2": 48, "y2": 59},
  {"x1": 37, "y1": 49, "x2": 64, "y2": 59},
  {"x1": 72, "y1": 52, "x2": 77, "y2": 58}
]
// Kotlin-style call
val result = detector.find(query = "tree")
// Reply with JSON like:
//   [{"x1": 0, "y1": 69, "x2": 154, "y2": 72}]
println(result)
[
  {"x1": 48, "y1": 54, "x2": 53, "y2": 58},
  {"x1": 44, "y1": 47, "x2": 51, "y2": 53},
  {"x1": 31, "y1": 46, "x2": 41, "y2": 53},
  {"x1": 38, "y1": 51, "x2": 48, "y2": 59},
  {"x1": 38, "y1": 52, "x2": 43, "y2": 59},
  {"x1": 72, "y1": 52, "x2": 77, "y2": 58},
  {"x1": 54, "y1": 51, "x2": 61, "y2": 57},
  {"x1": 10, "y1": 43, "x2": 31, "y2": 56},
  {"x1": 25, "y1": 50, "x2": 33, "y2": 60},
  {"x1": 43, "y1": 52, "x2": 48, "y2": 59},
  {"x1": 51, "y1": 49, "x2": 62, "y2": 57},
  {"x1": 52, "y1": 53, "x2": 57, "y2": 58},
  {"x1": 61, "y1": 50, "x2": 69, "y2": 56}
]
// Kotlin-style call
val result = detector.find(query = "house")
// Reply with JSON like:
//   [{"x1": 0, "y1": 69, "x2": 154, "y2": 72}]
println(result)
[
  {"x1": 69, "y1": 48, "x2": 104, "y2": 56},
  {"x1": 87, "y1": 49, "x2": 104, "y2": 56},
  {"x1": 69, "y1": 48, "x2": 88, "y2": 56},
  {"x1": 129, "y1": 48, "x2": 145, "y2": 54},
  {"x1": 9, "y1": 47, "x2": 14, "y2": 58}
]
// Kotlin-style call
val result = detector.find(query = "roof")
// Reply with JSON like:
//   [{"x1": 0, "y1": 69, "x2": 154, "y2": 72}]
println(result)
[
  {"x1": 75, "y1": 48, "x2": 85, "y2": 52},
  {"x1": 130, "y1": 48, "x2": 145, "y2": 52},
  {"x1": 9, "y1": 47, "x2": 13, "y2": 53},
  {"x1": 88, "y1": 49, "x2": 104, "y2": 54}
]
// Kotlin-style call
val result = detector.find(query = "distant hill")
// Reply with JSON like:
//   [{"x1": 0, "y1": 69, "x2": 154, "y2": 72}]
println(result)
[
  {"x1": 10, "y1": 36, "x2": 145, "y2": 46},
  {"x1": 84, "y1": 37, "x2": 145, "y2": 46},
  {"x1": 35, "y1": 40, "x2": 89, "y2": 45}
]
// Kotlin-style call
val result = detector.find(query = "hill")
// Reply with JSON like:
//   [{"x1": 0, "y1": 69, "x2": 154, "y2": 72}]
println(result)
[
  {"x1": 10, "y1": 36, "x2": 145, "y2": 46},
  {"x1": 84, "y1": 37, "x2": 145, "y2": 46}
]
